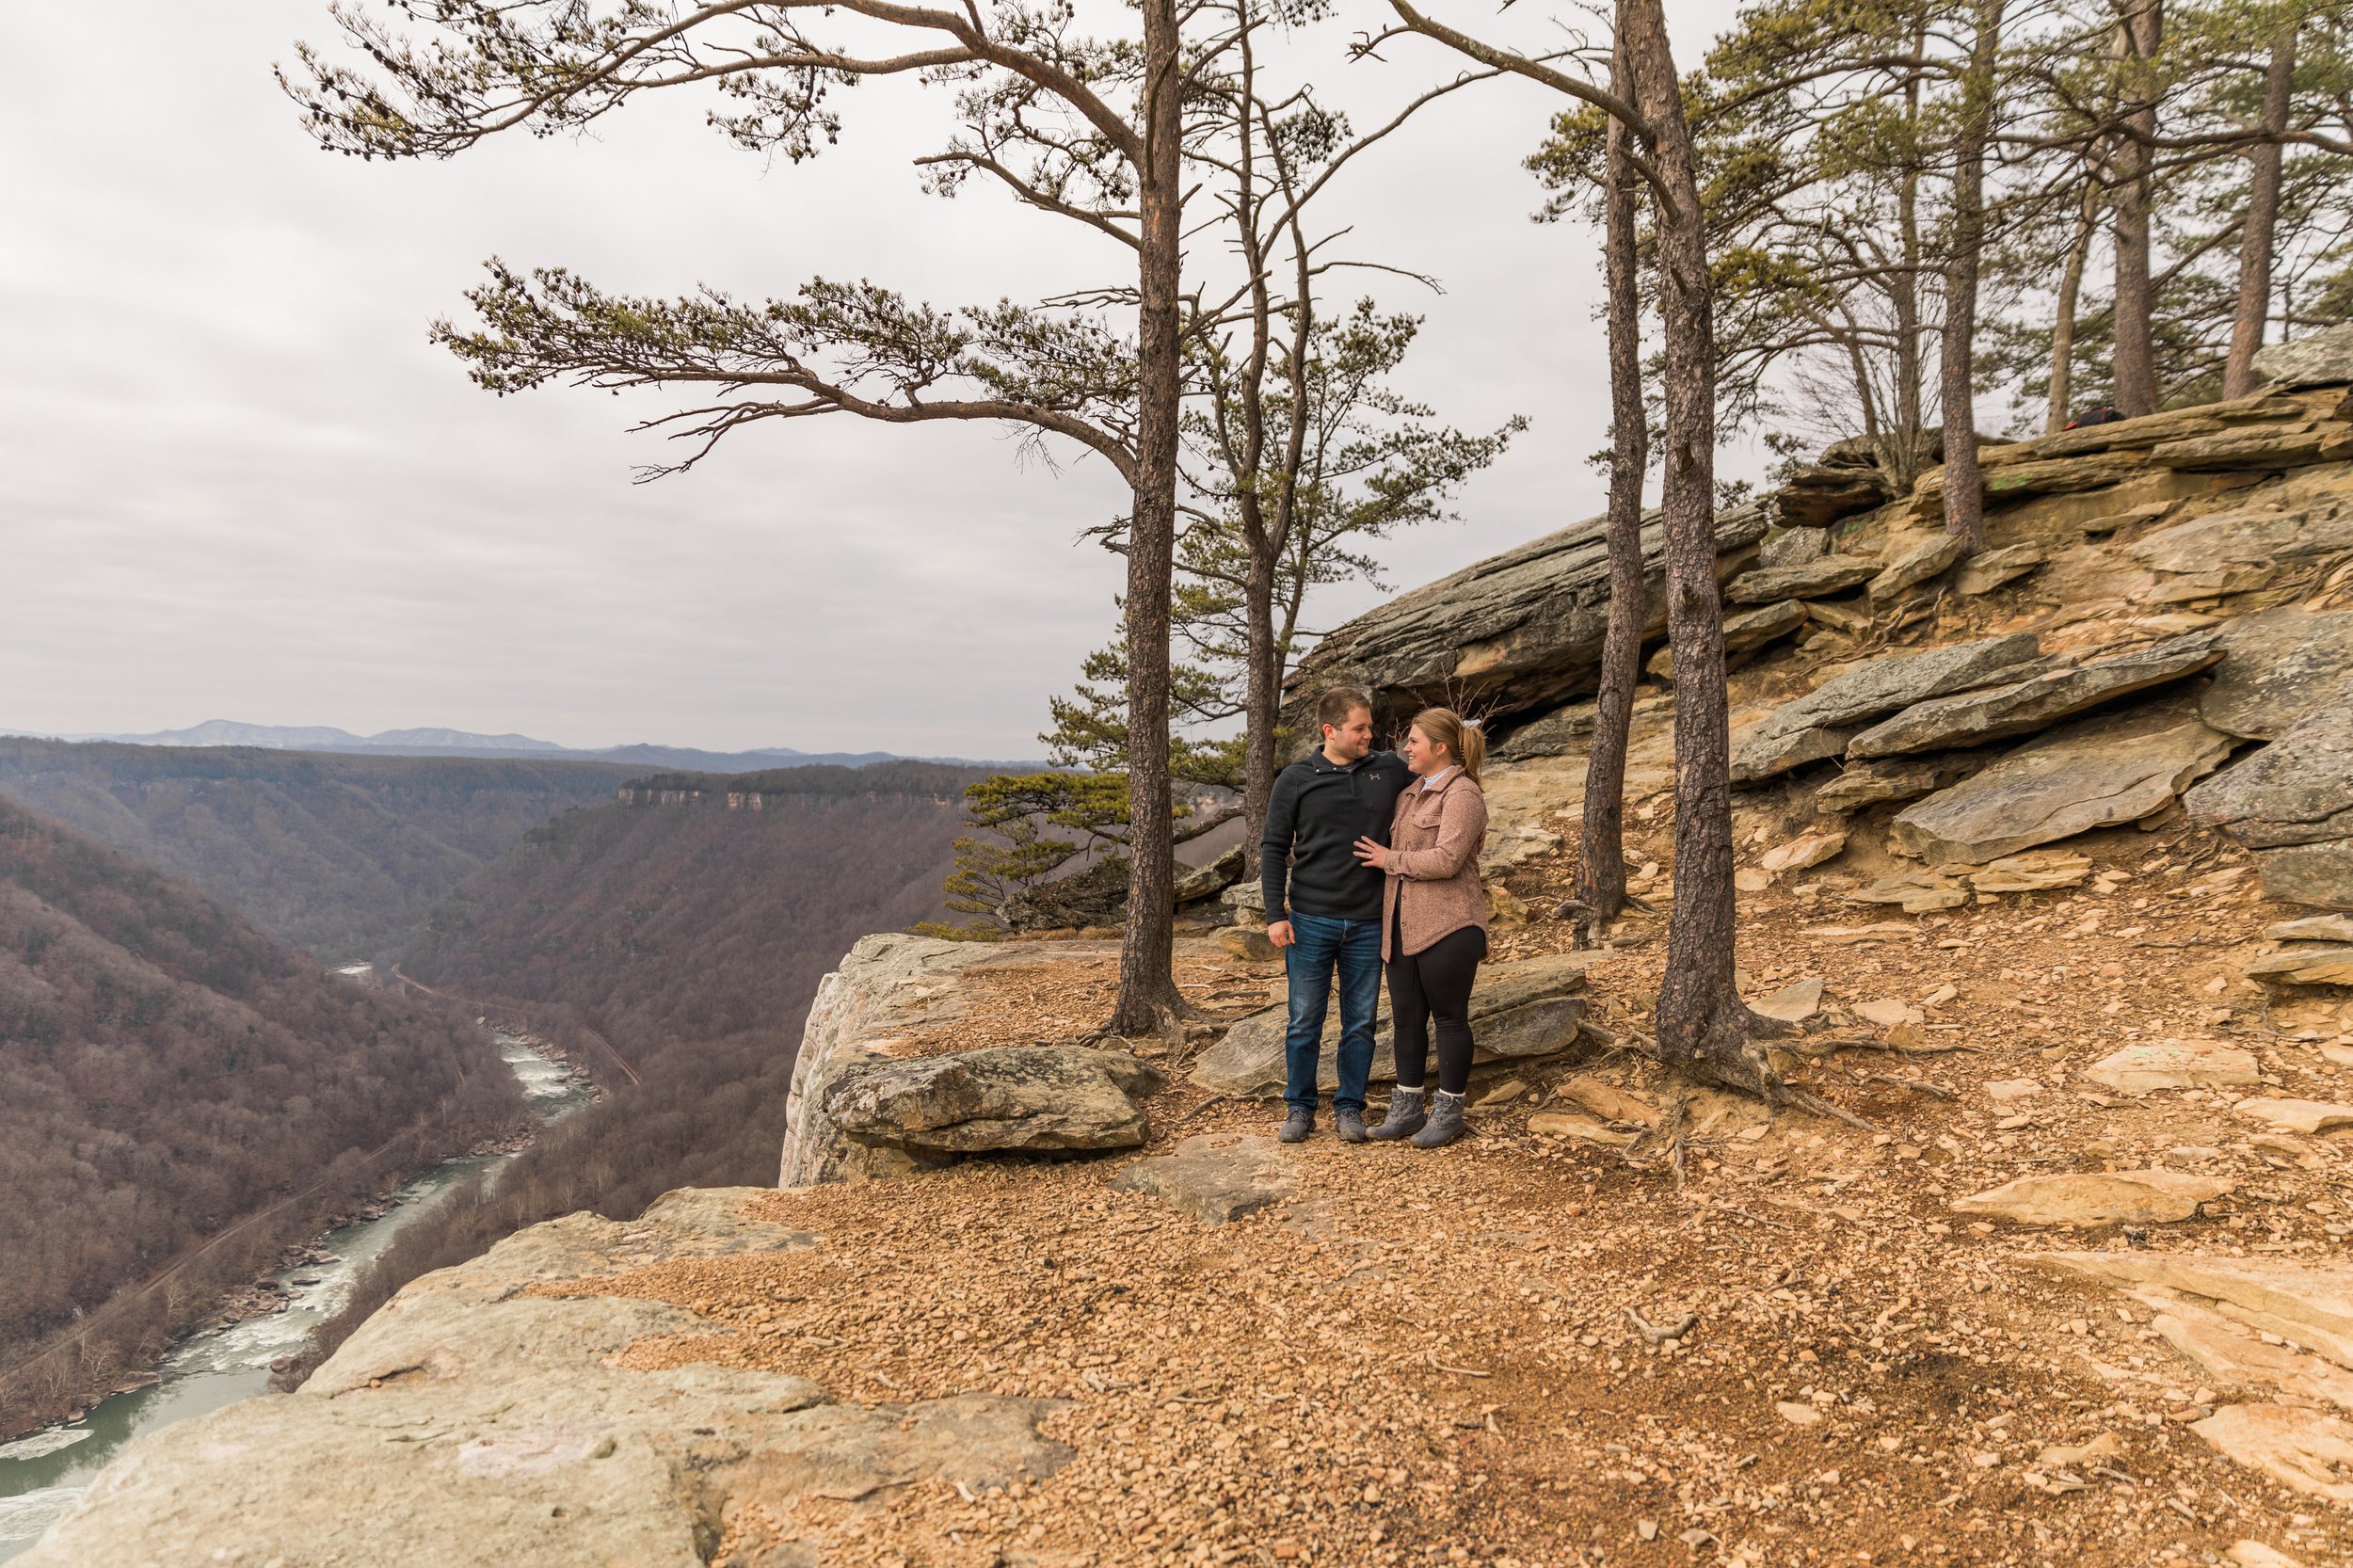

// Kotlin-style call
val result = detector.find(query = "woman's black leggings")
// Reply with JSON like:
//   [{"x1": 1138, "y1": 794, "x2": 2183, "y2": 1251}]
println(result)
[{"x1": 1387, "y1": 920, "x2": 1487, "y2": 1095}]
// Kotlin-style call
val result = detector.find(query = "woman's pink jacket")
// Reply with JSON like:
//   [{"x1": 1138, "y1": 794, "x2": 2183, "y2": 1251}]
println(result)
[{"x1": 1377, "y1": 769, "x2": 1488, "y2": 962}]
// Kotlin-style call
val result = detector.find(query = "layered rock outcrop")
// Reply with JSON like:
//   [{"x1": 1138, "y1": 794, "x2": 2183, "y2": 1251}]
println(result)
[
  {"x1": 1276, "y1": 502, "x2": 1770, "y2": 736},
  {"x1": 14, "y1": 1191, "x2": 1073, "y2": 1568}
]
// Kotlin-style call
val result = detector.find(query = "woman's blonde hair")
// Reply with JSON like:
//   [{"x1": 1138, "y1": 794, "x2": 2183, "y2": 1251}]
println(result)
[{"x1": 1409, "y1": 707, "x2": 1485, "y2": 784}]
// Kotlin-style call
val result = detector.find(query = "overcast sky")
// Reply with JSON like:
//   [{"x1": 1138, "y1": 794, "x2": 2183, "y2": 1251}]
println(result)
[{"x1": 0, "y1": 1, "x2": 1752, "y2": 758}]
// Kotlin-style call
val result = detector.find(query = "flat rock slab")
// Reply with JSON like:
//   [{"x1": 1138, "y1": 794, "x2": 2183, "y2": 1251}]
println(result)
[
  {"x1": 1847, "y1": 632, "x2": 2221, "y2": 760},
  {"x1": 1850, "y1": 867, "x2": 1970, "y2": 912},
  {"x1": 2085, "y1": 1039, "x2": 2262, "y2": 1093},
  {"x1": 1948, "y1": 1169, "x2": 2233, "y2": 1225},
  {"x1": 2188, "y1": 706, "x2": 2353, "y2": 850},
  {"x1": 1279, "y1": 502, "x2": 1767, "y2": 733},
  {"x1": 1528, "y1": 1111, "x2": 1637, "y2": 1147},
  {"x1": 2127, "y1": 503, "x2": 2353, "y2": 596},
  {"x1": 2254, "y1": 320, "x2": 2353, "y2": 388},
  {"x1": 2236, "y1": 1098, "x2": 2353, "y2": 1135},
  {"x1": 1813, "y1": 754, "x2": 1982, "y2": 814},
  {"x1": 1759, "y1": 829, "x2": 1848, "y2": 875},
  {"x1": 1554, "y1": 1075, "x2": 1662, "y2": 1127},
  {"x1": 1730, "y1": 723, "x2": 1858, "y2": 784},
  {"x1": 821, "y1": 1045, "x2": 1165, "y2": 1155},
  {"x1": 2270, "y1": 915, "x2": 2353, "y2": 942},
  {"x1": 14, "y1": 1192, "x2": 1075, "y2": 1568},
  {"x1": 2203, "y1": 609, "x2": 2353, "y2": 741},
  {"x1": 1734, "y1": 634, "x2": 2044, "y2": 781},
  {"x1": 1750, "y1": 976, "x2": 1824, "y2": 1022},
  {"x1": 2246, "y1": 946, "x2": 2353, "y2": 986},
  {"x1": 1755, "y1": 632, "x2": 2044, "y2": 742},
  {"x1": 2030, "y1": 1253, "x2": 2353, "y2": 1363},
  {"x1": 2190, "y1": 1404, "x2": 2353, "y2": 1506},
  {"x1": 1954, "y1": 543, "x2": 2045, "y2": 596},
  {"x1": 1891, "y1": 700, "x2": 2234, "y2": 864},
  {"x1": 2257, "y1": 840, "x2": 2353, "y2": 911},
  {"x1": 1866, "y1": 533, "x2": 1965, "y2": 603},
  {"x1": 1109, "y1": 1133, "x2": 1297, "y2": 1225},
  {"x1": 1724, "y1": 554, "x2": 1882, "y2": 604},
  {"x1": 1189, "y1": 952, "x2": 1592, "y2": 1097}
]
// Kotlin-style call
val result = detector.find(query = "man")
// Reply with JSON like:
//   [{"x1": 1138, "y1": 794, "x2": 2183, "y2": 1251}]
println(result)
[{"x1": 1260, "y1": 687, "x2": 1410, "y2": 1144}]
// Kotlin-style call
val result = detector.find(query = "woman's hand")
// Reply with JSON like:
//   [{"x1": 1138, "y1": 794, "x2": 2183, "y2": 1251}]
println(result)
[{"x1": 1353, "y1": 836, "x2": 1389, "y2": 870}]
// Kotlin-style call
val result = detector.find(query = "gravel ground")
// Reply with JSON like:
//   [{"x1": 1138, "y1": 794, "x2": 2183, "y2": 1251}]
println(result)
[{"x1": 528, "y1": 799, "x2": 2351, "y2": 1568}]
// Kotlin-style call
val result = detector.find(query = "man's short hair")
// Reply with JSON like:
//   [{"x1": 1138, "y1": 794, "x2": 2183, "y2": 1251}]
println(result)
[{"x1": 1317, "y1": 687, "x2": 1373, "y2": 732}]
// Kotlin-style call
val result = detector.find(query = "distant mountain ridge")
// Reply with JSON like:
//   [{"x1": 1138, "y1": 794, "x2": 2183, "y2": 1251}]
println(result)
[{"x1": 8, "y1": 719, "x2": 1038, "y2": 773}]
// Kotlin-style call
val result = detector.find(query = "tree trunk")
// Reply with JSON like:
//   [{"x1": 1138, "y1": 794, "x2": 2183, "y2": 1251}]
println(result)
[
  {"x1": 2111, "y1": 0, "x2": 2163, "y2": 418},
  {"x1": 2223, "y1": 21, "x2": 2296, "y2": 399},
  {"x1": 1888, "y1": 3, "x2": 1929, "y2": 484},
  {"x1": 1941, "y1": 0, "x2": 2003, "y2": 554},
  {"x1": 1232, "y1": 17, "x2": 1279, "y2": 877},
  {"x1": 1576, "y1": 41, "x2": 1648, "y2": 941},
  {"x1": 2047, "y1": 183, "x2": 2097, "y2": 433},
  {"x1": 1621, "y1": 0, "x2": 1755, "y2": 1081},
  {"x1": 1110, "y1": 0, "x2": 1187, "y2": 1036},
  {"x1": 1240, "y1": 540, "x2": 1280, "y2": 877}
]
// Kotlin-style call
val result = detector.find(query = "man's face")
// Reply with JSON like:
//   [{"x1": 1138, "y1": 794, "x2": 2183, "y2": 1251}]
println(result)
[{"x1": 1322, "y1": 708, "x2": 1374, "y2": 761}]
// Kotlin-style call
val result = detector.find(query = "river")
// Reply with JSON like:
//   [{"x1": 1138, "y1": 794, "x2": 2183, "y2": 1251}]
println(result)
[{"x1": 0, "y1": 1031, "x2": 593, "y2": 1561}]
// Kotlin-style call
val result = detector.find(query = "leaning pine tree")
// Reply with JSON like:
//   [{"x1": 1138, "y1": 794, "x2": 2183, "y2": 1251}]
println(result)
[{"x1": 285, "y1": 0, "x2": 1199, "y2": 1035}]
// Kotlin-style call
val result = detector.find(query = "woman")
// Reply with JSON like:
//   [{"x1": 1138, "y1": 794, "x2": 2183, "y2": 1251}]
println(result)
[{"x1": 1352, "y1": 707, "x2": 1489, "y2": 1149}]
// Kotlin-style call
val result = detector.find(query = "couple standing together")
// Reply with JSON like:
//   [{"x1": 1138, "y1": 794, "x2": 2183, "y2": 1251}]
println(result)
[{"x1": 1259, "y1": 687, "x2": 1490, "y2": 1149}]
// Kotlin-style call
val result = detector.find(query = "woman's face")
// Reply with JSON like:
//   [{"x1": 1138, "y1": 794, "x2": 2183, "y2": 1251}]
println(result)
[{"x1": 1402, "y1": 724, "x2": 1451, "y2": 776}]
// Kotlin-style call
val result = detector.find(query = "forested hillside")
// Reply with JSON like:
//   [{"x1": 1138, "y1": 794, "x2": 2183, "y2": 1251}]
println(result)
[
  {"x1": 276, "y1": 761, "x2": 983, "y2": 1379},
  {"x1": 0, "y1": 795, "x2": 519, "y2": 1436},
  {"x1": 0, "y1": 739, "x2": 633, "y2": 961}
]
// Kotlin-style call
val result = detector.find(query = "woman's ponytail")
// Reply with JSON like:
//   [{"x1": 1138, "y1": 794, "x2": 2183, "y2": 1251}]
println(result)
[{"x1": 1410, "y1": 707, "x2": 1484, "y2": 785}]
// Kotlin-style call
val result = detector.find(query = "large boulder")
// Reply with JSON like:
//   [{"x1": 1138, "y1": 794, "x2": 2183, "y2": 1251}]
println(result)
[
  {"x1": 1280, "y1": 503, "x2": 1769, "y2": 735},
  {"x1": 1188, "y1": 952, "x2": 1593, "y2": 1097},
  {"x1": 1174, "y1": 844, "x2": 1246, "y2": 905},
  {"x1": 1845, "y1": 632, "x2": 2221, "y2": 759},
  {"x1": 820, "y1": 1045, "x2": 1165, "y2": 1157},
  {"x1": 1891, "y1": 698, "x2": 2234, "y2": 864},
  {"x1": 2253, "y1": 321, "x2": 2353, "y2": 389},
  {"x1": 2201, "y1": 608, "x2": 2353, "y2": 740},
  {"x1": 781, "y1": 934, "x2": 1024, "y2": 1186},
  {"x1": 1732, "y1": 632, "x2": 2043, "y2": 781}
]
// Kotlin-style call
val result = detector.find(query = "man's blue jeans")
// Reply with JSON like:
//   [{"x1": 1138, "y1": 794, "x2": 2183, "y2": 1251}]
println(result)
[{"x1": 1282, "y1": 911, "x2": 1382, "y2": 1115}]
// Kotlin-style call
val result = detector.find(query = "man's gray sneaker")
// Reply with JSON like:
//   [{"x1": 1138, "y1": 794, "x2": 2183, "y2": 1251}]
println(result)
[
  {"x1": 1336, "y1": 1108, "x2": 1369, "y2": 1144},
  {"x1": 1277, "y1": 1107, "x2": 1315, "y2": 1144},
  {"x1": 1366, "y1": 1085, "x2": 1426, "y2": 1142},
  {"x1": 1409, "y1": 1089, "x2": 1467, "y2": 1149}
]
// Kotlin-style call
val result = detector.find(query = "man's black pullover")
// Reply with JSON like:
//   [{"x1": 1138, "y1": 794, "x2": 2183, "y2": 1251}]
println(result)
[{"x1": 1259, "y1": 749, "x2": 1411, "y2": 922}]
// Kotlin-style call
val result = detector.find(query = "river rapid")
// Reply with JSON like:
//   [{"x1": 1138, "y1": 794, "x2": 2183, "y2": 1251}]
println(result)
[{"x1": 0, "y1": 1032, "x2": 592, "y2": 1561}]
